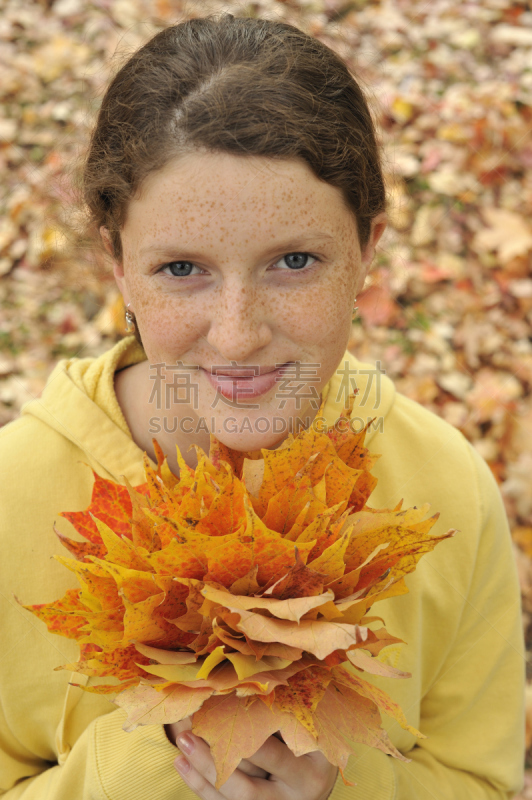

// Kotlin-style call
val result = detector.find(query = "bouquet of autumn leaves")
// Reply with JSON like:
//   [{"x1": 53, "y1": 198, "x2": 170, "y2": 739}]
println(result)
[{"x1": 23, "y1": 398, "x2": 454, "y2": 787}]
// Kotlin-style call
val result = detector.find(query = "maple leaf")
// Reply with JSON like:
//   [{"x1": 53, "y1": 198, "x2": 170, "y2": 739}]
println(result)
[
  {"x1": 19, "y1": 588, "x2": 88, "y2": 640},
  {"x1": 57, "y1": 469, "x2": 149, "y2": 561},
  {"x1": 313, "y1": 683, "x2": 407, "y2": 778},
  {"x1": 200, "y1": 584, "x2": 336, "y2": 622},
  {"x1": 192, "y1": 693, "x2": 286, "y2": 787},
  {"x1": 263, "y1": 549, "x2": 327, "y2": 598},
  {"x1": 473, "y1": 207, "x2": 532, "y2": 264},
  {"x1": 331, "y1": 665, "x2": 422, "y2": 738},
  {"x1": 116, "y1": 683, "x2": 213, "y2": 731},
  {"x1": 23, "y1": 416, "x2": 454, "y2": 786},
  {"x1": 273, "y1": 666, "x2": 332, "y2": 736}
]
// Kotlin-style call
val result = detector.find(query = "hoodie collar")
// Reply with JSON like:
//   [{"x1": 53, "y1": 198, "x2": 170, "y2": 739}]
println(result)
[{"x1": 21, "y1": 337, "x2": 148, "y2": 485}]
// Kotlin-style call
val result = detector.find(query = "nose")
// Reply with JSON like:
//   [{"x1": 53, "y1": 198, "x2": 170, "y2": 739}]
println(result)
[{"x1": 205, "y1": 281, "x2": 273, "y2": 363}]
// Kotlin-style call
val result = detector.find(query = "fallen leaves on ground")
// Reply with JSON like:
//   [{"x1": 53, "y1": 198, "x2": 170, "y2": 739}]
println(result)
[{"x1": 1, "y1": 0, "x2": 532, "y2": 786}]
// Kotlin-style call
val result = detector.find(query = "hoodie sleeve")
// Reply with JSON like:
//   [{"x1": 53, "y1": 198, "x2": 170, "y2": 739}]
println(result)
[
  {"x1": 0, "y1": 709, "x2": 201, "y2": 800},
  {"x1": 0, "y1": 417, "x2": 195, "y2": 800},
  {"x1": 328, "y1": 446, "x2": 525, "y2": 800}
]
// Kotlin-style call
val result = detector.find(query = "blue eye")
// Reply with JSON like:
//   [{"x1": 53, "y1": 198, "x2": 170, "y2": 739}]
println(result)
[
  {"x1": 161, "y1": 261, "x2": 199, "y2": 277},
  {"x1": 277, "y1": 253, "x2": 316, "y2": 270}
]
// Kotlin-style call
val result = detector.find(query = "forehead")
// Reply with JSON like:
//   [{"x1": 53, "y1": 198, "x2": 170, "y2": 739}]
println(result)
[{"x1": 123, "y1": 151, "x2": 357, "y2": 247}]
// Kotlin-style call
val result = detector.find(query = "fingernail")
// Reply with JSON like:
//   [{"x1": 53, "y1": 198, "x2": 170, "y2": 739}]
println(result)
[
  {"x1": 176, "y1": 732, "x2": 195, "y2": 755},
  {"x1": 175, "y1": 756, "x2": 190, "y2": 774}
]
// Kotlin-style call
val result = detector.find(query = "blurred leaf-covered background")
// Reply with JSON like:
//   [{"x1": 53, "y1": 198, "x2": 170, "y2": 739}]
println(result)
[{"x1": 1, "y1": 0, "x2": 531, "y2": 791}]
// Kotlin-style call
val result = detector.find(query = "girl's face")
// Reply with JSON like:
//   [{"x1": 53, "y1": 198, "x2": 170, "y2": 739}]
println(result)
[{"x1": 112, "y1": 151, "x2": 386, "y2": 451}]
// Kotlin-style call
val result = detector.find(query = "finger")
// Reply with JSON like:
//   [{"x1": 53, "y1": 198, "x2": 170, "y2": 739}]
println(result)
[
  {"x1": 244, "y1": 733, "x2": 302, "y2": 784},
  {"x1": 246, "y1": 735, "x2": 337, "y2": 795},
  {"x1": 176, "y1": 731, "x2": 225, "y2": 790},
  {"x1": 304, "y1": 750, "x2": 339, "y2": 797},
  {"x1": 165, "y1": 716, "x2": 192, "y2": 746},
  {"x1": 171, "y1": 725, "x2": 267, "y2": 779},
  {"x1": 174, "y1": 754, "x2": 221, "y2": 800},
  {"x1": 237, "y1": 757, "x2": 269, "y2": 780}
]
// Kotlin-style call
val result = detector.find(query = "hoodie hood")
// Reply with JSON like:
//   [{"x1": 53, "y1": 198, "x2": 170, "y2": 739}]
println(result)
[
  {"x1": 21, "y1": 336, "x2": 396, "y2": 484},
  {"x1": 21, "y1": 337, "x2": 147, "y2": 485}
]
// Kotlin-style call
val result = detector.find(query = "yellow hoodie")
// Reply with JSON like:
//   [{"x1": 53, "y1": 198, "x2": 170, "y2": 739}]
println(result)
[{"x1": 0, "y1": 337, "x2": 524, "y2": 799}]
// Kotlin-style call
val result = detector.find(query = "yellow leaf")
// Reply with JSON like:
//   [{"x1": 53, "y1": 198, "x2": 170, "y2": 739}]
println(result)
[
  {"x1": 116, "y1": 683, "x2": 213, "y2": 730},
  {"x1": 92, "y1": 517, "x2": 152, "y2": 572},
  {"x1": 231, "y1": 607, "x2": 369, "y2": 660},
  {"x1": 134, "y1": 642, "x2": 197, "y2": 664},
  {"x1": 278, "y1": 666, "x2": 332, "y2": 723},
  {"x1": 230, "y1": 566, "x2": 260, "y2": 596},
  {"x1": 121, "y1": 593, "x2": 167, "y2": 645},
  {"x1": 307, "y1": 531, "x2": 350, "y2": 583},
  {"x1": 226, "y1": 653, "x2": 292, "y2": 680},
  {"x1": 196, "y1": 646, "x2": 227, "y2": 679},
  {"x1": 141, "y1": 662, "x2": 201, "y2": 682},
  {"x1": 201, "y1": 584, "x2": 335, "y2": 622},
  {"x1": 332, "y1": 665, "x2": 423, "y2": 738},
  {"x1": 242, "y1": 458, "x2": 265, "y2": 496}
]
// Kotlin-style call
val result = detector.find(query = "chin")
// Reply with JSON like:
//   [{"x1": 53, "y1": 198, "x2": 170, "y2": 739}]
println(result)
[
  {"x1": 214, "y1": 428, "x2": 288, "y2": 453},
  {"x1": 207, "y1": 403, "x2": 320, "y2": 452}
]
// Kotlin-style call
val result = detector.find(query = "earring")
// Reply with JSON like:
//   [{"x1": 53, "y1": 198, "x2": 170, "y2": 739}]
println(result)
[
  {"x1": 351, "y1": 298, "x2": 358, "y2": 323},
  {"x1": 125, "y1": 303, "x2": 136, "y2": 333}
]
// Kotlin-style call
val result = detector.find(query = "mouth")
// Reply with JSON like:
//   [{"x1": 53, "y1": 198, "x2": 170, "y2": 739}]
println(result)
[
  {"x1": 201, "y1": 362, "x2": 292, "y2": 401},
  {"x1": 208, "y1": 363, "x2": 289, "y2": 378}
]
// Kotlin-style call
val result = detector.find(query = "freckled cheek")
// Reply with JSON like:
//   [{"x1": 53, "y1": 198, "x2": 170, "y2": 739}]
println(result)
[
  {"x1": 129, "y1": 286, "x2": 204, "y2": 360},
  {"x1": 271, "y1": 301, "x2": 344, "y2": 352},
  {"x1": 277, "y1": 270, "x2": 353, "y2": 343}
]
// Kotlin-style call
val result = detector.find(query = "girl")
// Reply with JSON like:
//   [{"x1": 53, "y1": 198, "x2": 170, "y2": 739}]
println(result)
[{"x1": 0, "y1": 14, "x2": 524, "y2": 800}]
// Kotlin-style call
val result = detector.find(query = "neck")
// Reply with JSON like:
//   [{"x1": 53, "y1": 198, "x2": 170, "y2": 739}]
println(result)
[{"x1": 114, "y1": 360, "x2": 322, "y2": 477}]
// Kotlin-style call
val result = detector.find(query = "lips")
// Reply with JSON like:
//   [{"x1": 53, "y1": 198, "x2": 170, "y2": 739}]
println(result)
[{"x1": 202, "y1": 363, "x2": 292, "y2": 401}]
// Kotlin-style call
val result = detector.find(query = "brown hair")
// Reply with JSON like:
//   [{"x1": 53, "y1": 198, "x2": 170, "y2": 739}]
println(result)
[{"x1": 83, "y1": 13, "x2": 386, "y2": 262}]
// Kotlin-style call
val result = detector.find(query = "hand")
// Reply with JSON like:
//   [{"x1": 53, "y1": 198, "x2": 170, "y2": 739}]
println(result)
[
  {"x1": 169, "y1": 726, "x2": 338, "y2": 800},
  {"x1": 165, "y1": 718, "x2": 269, "y2": 781}
]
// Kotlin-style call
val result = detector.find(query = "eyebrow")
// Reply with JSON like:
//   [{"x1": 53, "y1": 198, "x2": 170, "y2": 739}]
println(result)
[{"x1": 139, "y1": 231, "x2": 336, "y2": 259}]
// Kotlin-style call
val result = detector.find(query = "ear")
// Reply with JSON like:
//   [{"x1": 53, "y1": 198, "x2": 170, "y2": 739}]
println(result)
[
  {"x1": 100, "y1": 226, "x2": 116, "y2": 258},
  {"x1": 100, "y1": 226, "x2": 129, "y2": 305},
  {"x1": 360, "y1": 212, "x2": 388, "y2": 272}
]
